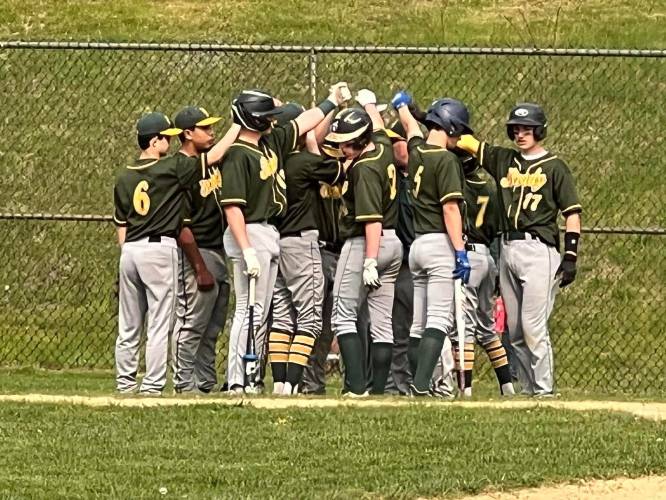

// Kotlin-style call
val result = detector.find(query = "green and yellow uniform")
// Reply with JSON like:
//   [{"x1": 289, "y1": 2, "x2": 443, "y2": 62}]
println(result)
[
  {"x1": 463, "y1": 166, "x2": 500, "y2": 246},
  {"x1": 219, "y1": 121, "x2": 299, "y2": 220},
  {"x1": 113, "y1": 154, "x2": 203, "y2": 240},
  {"x1": 339, "y1": 130, "x2": 399, "y2": 239},
  {"x1": 477, "y1": 143, "x2": 582, "y2": 247},
  {"x1": 407, "y1": 136, "x2": 465, "y2": 234},
  {"x1": 278, "y1": 151, "x2": 343, "y2": 235}
]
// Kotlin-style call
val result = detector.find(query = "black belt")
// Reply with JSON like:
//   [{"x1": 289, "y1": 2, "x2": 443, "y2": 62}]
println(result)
[
  {"x1": 465, "y1": 242, "x2": 487, "y2": 252},
  {"x1": 504, "y1": 231, "x2": 553, "y2": 247},
  {"x1": 320, "y1": 241, "x2": 342, "y2": 254},
  {"x1": 148, "y1": 235, "x2": 163, "y2": 243}
]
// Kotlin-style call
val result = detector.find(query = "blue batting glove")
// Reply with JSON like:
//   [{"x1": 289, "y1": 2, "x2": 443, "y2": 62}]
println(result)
[
  {"x1": 453, "y1": 250, "x2": 471, "y2": 284},
  {"x1": 391, "y1": 91, "x2": 413, "y2": 110}
]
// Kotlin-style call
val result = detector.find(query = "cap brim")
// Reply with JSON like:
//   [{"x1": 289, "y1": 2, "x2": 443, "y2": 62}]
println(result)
[
  {"x1": 160, "y1": 127, "x2": 183, "y2": 136},
  {"x1": 321, "y1": 143, "x2": 345, "y2": 158},
  {"x1": 196, "y1": 116, "x2": 222, "y2": 126}
]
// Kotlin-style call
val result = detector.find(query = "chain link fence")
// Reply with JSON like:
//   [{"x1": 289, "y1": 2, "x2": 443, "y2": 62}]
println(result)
[{"x1": 0, "y1": 42, "x2": 664, "y2": 394}]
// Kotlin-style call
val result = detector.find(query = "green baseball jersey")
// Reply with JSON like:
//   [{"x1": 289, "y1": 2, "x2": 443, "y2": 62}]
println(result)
[
  {"x1": 113, "y1": 154, "x2": 202, "y2": 242},
  {"x1": 180, "y1": 152, "x2": 225, "y2": 249},
  {"x1": 478, "y1": 143, "x2": 583, "y2": 247},
  {"x1": 339, "y1": 130, "x2": 399, "y2": 240},
  {"x1": 314, "y1": 168, "x2": 345, "y2": 246},
  {"x1": 219, "y1": 121, "x2": 299, "y2": 223},
  {"x1": 407, "y1": 136, "x2": 465, "y2": 234},
  {"x1": 279, "y1": 151, "x2": 343, "y2": 235},
  {"x1": 464, "y1": 166, "x2": 500, "y2": 246}
]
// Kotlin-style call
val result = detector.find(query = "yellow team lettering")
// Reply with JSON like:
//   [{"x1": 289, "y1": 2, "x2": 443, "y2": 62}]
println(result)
[
  {"x1": 133, "y1": 180, "x2": 150, "y2": 216},
  {"x1": 199, "y1": 167, "x2": 222, "y2": 197},
  {"x1": 260, "y1": 151, "x2": 279, "y2": 180},
  {"x1": 500, "y1": 167, "x2": 547, "y2": 192},
  {"x1": 319, "y1": 182, "x2": 343, "y2": 199}
]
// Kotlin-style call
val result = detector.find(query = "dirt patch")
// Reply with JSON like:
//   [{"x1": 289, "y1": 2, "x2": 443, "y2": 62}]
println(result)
[
  {"x1": 1, "y1": 394, "x2": 666, "y2": 421},
  {"x1": 459, "y1": 475, "x2": 666, "y2": 499}
]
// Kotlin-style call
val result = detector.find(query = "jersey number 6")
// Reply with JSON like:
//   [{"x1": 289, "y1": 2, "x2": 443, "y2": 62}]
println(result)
[{"x1": 133, "y1": 180, "x2": 151, "y2": 216}]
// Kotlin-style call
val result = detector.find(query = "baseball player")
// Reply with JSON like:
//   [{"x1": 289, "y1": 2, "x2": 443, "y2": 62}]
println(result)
[
  {"x1": 383, "y1": 119, "x2": 415, "y2": 395},
  {"x1": 171, "y1": 106, "x2": 240, "y2": 394},
  {"x1": 268, "y1": 105, "x2": 344, "y2": 396},
  {"x1": 454, "y1": 150, "x2": 515, "y2": 396},
  {"x1": 325, "y1": 89, "x2": 403, "y2": 397},
  {"x1": 220, "y1": 84, "x2": 350, "y2": 394},
  {"x1": 391, "y1": 91, "x2": 472, "y2": 397},
  {"x1": 458, "y1": 103, "x2": 582, "y2": 396},
  {"x1": 113, "y1": 112, "x2": 233, "y2": 395},
  {"x1": 300, "y1": 140, "x2": 346, "y2": 395}
]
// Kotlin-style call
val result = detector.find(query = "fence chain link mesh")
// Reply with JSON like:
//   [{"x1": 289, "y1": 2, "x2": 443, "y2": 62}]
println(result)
[{"x1": 0, "y1": 43, "x2": 664, "y2": 394}]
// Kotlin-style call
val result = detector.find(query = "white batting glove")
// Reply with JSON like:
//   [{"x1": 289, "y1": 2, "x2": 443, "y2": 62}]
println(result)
[
  {"x1": 242, "y1": 248, "x2": 261, "y2": 278},
  {"x1": 362, "y1": 258, "x2": 382, "y2": 290},
  {"x1": 327, "y1": 82, "x2": 351, "y2": 106},
  {"x1": 355, "y1": 89, "x2": 377, "y2": 107}
]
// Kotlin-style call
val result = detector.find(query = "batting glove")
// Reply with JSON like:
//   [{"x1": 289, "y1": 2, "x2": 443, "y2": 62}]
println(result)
[
  {"x1": 453, "y1": 250, "x2": 471, "y2": 284},
  {"x1": 242, "y1": 248, "x2": 261, "y2": 278},
  {"x1": 362, "y1": 258, "x2": 382, "y2": 290},
  {"x1": 355, "y1": 89, "x2": 377, "y2": 107},
  {"x1": 556, "y1": 256, "x2": 577, "y2": 288},
  {"x1": 328, "y1": 82, "x2": 352, "y2": 106},
  {"x1": 391, "y1": 90, "x2": 413, "y2": 110}
]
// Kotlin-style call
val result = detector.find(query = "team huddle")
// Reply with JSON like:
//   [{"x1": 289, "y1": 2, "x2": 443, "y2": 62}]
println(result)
[{"x1": 113, "y1": 81, "x2": 582, "y2": 398}]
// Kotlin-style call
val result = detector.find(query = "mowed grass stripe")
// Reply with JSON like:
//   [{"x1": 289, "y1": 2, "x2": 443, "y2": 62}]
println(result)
[{"x1": 0, "y1": 404, "x2": 664, "y2": 499}]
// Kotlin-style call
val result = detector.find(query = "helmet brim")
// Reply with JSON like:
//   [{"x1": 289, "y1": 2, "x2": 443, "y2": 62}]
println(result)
[
  {"x1": 253, "y1": 105, "x2": 287, "y2": 118},
  {"x1": 506, "y1": 117, "x2": 542, "y2": 127}
]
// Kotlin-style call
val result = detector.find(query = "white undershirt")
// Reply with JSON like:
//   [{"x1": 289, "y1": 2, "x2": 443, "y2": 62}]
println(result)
[{"x1": 521, "y1": 150, "x2": 549, "y2": 161}]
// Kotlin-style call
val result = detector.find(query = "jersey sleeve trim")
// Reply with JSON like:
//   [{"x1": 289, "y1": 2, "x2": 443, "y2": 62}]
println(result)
[
  {"x1": 440, "y1": 192, "x2": 464, "y2": 203},
  {"x1": 220, "y1": 198, "x2": 247, "y2": 206},
  {"x1": 289, "y1": 121, "x2": 299, "y2": 152},
  {"x1": 112, "y1": 214, "x2": 127, "y2": 226},
  {"x1": 355, "y1": 214, "x2": 383, "y2": 221},
  {"x1": 353, "y1": 144, "x2": 384, "y2": 166},
  {"x1": 561, "y1": 203, "x2": 583, "y2": 215},
  {"x1": 417, "y1": 146, "x2": 446, "y2": 154}
]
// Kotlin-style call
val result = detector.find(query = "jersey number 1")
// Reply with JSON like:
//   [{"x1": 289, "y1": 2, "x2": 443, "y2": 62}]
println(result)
[{"x1": 133, "y1": 180, "x2": 151, "y2": 216}]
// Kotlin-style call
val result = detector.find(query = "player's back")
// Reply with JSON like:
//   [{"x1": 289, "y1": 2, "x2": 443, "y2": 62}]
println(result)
[{"x1": 114, "y1": 154, "x2": 198, "y2": 242}]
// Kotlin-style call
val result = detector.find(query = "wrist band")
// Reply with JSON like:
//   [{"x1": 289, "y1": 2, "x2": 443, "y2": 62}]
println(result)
[
  {"x1": 317, "y1": 99, "x2": 337, "y2": 116},
  {"x1": 563, "y1": 231, "x2": 580, "y2": 260}
]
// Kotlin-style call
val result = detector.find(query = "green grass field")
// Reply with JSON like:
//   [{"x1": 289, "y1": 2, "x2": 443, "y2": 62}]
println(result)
[{"x1": 1, "y1": 402, "x2": 665, "y2": 499}]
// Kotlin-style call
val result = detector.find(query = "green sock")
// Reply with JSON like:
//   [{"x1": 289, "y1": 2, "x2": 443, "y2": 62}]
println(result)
[
  {"x1": 337, "y1": 333, "x2": 366, "y2": 394},
  {"x1": 408, "y1": 336, "x2": 420, "y2": 379},
  {"x1": 413, "y1": 328, "x2": 445, "y2": 392},
  {"x1": 370, "y1": 342, "x2": 393, "y2": 394}
]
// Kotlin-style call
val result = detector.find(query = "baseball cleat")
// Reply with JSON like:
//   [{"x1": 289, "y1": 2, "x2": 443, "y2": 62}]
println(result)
[{"x1": 408, "y1": 384, "x2": 431, "y2": 397}]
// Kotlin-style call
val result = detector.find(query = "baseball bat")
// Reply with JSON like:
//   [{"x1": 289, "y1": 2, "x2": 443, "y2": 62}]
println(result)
[
  {"x1": 243, "y1": 276, "x2": 259, "y2": 391},
  {"x1": 454, "y1": 278, "x2": 466, "y2": 395}
]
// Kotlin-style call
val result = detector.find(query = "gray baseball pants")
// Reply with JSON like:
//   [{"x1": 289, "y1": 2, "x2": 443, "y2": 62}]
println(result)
[
  {"x1": 271, "y1": 230, "x2": 324, "y2": 338},
  {"x1": 385, "y1": 260, "x2": 413, "y2": 395},
  {"x1": 172, "y1": 248, "x2": 230, "y2": 392},
  {"x1": 332, "y1": 230, "x2": 403, "y2": 342},
  {"x1": 409, "y1": 233, "x2": 457, "y2": 338},
  {"x1": 223, "y1": 223, "x2": 280, "y2": 389},
  {"x1": 301, "y1": 247, "x2": 338, "y2": 394},
  {"x1": 115, "y1": 236, "x2": 178, "y2": 393},
  {"x1": 500, "y1": 236, "x2": 560, "y2": 395},
  {"x1": 464, "y1": 244, "x2": 498, "y2": 345}
]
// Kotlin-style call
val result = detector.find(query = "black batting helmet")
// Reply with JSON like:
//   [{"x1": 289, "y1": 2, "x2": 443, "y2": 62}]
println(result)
[
  {"x1": 424, "y1": 98, "x2": 473, "y2": 137},
  {"x1": 324, "y1": 108, "x2": 372, "y2": 150},
  {"x1": 506, "y1": 103, "x2": 547, "y2": 141},
  {"x1": 231, "y1": 90, "x2": 283, "y2": 132}
]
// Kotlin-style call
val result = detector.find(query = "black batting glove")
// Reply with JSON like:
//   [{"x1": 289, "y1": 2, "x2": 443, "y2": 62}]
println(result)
[{"x1": 556, "y1": 255, "x2": 577, "y2": 288}]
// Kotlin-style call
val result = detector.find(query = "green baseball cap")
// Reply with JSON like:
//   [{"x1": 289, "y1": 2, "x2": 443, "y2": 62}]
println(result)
[
  {"x1": 136, "y1": 112, "x2": 182, "y2": 136},
  {"x1": 174, "y1": 106, "x2": 222, "y2": 130}
]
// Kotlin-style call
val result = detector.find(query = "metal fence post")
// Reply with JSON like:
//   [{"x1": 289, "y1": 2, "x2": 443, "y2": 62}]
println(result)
[{"x1": 309, "y1": 47, "x2": 317, "y2": 108}]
